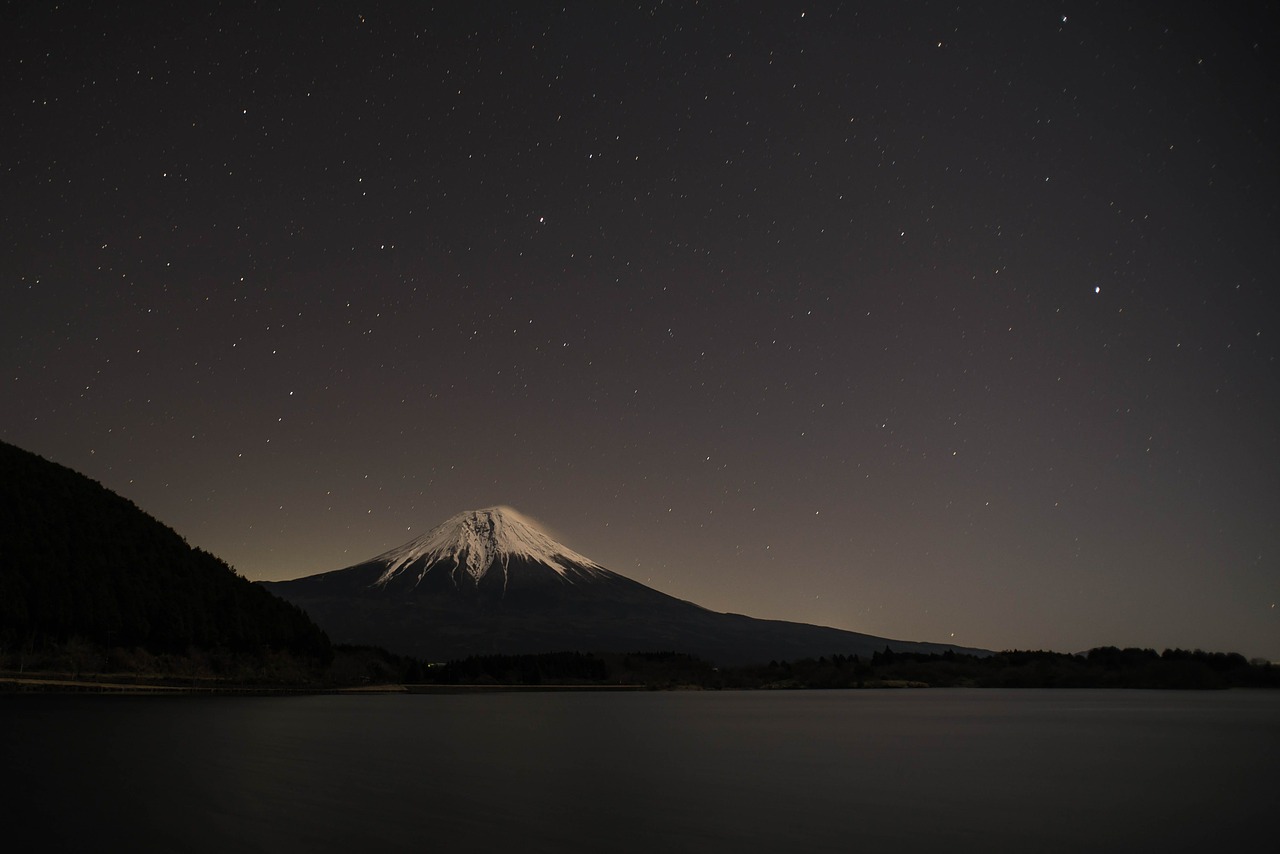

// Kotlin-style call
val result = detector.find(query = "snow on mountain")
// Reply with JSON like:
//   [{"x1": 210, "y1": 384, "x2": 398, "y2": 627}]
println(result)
[
  {"x1": 263, "y1": 504, "x2": 992, "y2": 665},
  {"x1": 369, "y1": 506, "x2": 607, "y2": 588}
]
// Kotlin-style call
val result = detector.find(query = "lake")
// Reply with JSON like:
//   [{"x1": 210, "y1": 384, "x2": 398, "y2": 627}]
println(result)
[{"x1": 2, "y1": 689, "x2": 1275, "y2": 852}]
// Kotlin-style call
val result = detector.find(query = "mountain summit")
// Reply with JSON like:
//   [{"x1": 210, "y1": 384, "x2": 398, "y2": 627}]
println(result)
[
  {"x1": 370, "y1": 506, "x2": 606, "y2": 591},
  {"x1": 263, "y1": 506, "x2": 984, "y2": 665}
]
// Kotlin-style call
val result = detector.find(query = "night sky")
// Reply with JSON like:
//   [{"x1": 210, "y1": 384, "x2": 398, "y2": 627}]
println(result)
[{"x1": 4, "y1": 2, "x2": 1277, "y2": 659}]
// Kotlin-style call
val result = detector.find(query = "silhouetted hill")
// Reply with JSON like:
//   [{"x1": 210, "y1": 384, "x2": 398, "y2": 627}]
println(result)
[
  {"x1": 0, "y1": 441, "x2": 330, "y2": 661},
  {"x1": 264, "y1": 506, "x2": 986, "y2": 666}
]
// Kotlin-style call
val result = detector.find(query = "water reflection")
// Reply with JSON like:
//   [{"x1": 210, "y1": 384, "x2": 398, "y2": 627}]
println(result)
[{"x1": 2, "y1": 689, "x2": 1275, "y2": 852}]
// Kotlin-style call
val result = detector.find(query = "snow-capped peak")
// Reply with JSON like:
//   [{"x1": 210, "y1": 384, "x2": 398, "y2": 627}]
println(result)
[{"x1": 370, "y1": 506, "x2": 605, "y2": 587}]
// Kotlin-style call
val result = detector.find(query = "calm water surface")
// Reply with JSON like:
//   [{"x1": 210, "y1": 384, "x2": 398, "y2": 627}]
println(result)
[{"x1": 3, "y1": 689, "x2": 1275, "y2": 852}]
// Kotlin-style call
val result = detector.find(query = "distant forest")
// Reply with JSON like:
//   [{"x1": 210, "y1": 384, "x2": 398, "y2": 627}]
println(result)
[
  {"x1": 728, "y1": 646, "x2": 1279, "y2": 690},
  {"x1": 402, "y1": 647, "x2": 1279, "y2": 691},
  {"x1": 0, "y1": 441, "x2": 331, "y2": 665}
]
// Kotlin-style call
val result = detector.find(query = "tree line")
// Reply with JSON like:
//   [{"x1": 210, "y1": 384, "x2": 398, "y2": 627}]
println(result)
[
  {"x1": 0, "y1": 441, "x2": 331, "y2": 666},
  {"x1": 393, "y1": 646, "x2": 1278, "y2": 690}
]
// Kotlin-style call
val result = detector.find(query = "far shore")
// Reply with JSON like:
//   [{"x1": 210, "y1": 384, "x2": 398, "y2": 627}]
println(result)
[
  {"x1": 0, "y1": 674, "x2": 399, "y2": 695},
  {"x1": 0, "y1": 674, "x2": 652, "y2": 696}
]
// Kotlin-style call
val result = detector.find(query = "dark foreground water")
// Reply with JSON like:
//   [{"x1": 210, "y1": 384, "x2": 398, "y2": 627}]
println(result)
[{"x1": 2, "y1": 689, "x2": 1275, "y2": 853}]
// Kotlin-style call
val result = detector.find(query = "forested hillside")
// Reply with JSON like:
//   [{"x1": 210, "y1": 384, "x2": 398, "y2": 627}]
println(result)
[{"x1": 0, "y1": 441, "x2": 330, "y2": 660}]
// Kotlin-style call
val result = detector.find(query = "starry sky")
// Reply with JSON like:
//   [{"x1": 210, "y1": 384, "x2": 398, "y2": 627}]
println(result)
[{"x1": 4, "y1": 2, "x2": 1277, "y2": 659}]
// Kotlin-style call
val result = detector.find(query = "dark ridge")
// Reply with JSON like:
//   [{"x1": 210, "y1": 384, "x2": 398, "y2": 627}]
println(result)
[
  {"x1": 264, "y1": 526, "x2": 988, "y2": 667},
  {"x1": 0, "y1": 440, "x2": 331, "y2": 661}
]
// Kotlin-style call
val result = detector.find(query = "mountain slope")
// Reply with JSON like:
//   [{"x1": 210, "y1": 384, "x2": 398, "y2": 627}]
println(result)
[
  {"x1": 263, "y1": 506, "x2": 984, "y2": 665},
  {"x1": 0, "y1": 440, "x2": 331, "y2": 659}
]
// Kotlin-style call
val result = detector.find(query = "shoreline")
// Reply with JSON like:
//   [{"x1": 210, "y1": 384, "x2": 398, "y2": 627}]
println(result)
[
  {"x1": 0, "y1": 675, "x2": 400, "y2": 695},
  {"x1": 0, "y1": 674, "x2": 650, "y2": 696}
]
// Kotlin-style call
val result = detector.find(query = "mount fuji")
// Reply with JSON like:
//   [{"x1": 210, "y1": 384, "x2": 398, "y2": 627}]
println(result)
[{"x1": 261, "y1": 506, "x2": 983, "y2": 666}]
